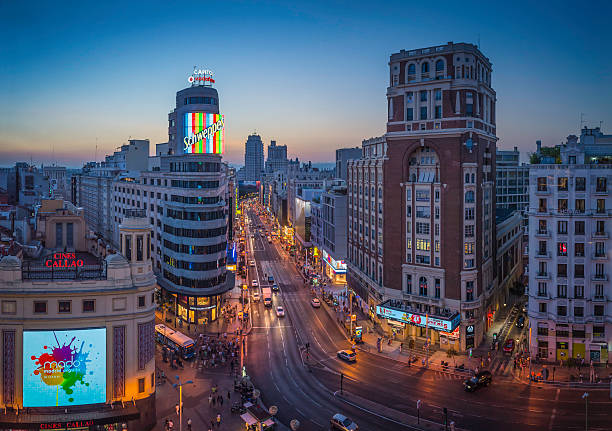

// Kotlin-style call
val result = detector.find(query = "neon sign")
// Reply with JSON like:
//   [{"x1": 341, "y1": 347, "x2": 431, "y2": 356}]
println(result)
[
  {"x1": 183, "y1": 112, "x2": 225, "y2": 154},
  {"x1": 188, "y1": 68, "x2": 215, "y2": 85},
  {"x1": 44, "y1": 253, "x2": 84, "y2": 268},
  {"x1": 376, "y1": 304, "x2": 460, "y2": 332}
]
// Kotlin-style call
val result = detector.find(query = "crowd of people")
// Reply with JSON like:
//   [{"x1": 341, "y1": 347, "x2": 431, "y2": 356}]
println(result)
[{"x1": 196, "y1": 332, "x2": 241, "y2": 373}]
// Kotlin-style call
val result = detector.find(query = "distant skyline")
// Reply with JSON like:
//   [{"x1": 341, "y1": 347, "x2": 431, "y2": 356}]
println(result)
[{"x1": 1, "y1": 0, "x2": 611, "y2": 168}]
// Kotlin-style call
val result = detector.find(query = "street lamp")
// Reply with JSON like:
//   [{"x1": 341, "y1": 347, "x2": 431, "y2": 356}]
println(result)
[
  {"x1": 582, "y1": 392, "x2": 589, "y2": 431},
  {"x1": 173, "y1": 376, "x2": 193, "y2": 431}
]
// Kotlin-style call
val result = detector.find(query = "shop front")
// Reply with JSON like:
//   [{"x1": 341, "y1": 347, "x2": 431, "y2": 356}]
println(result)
[
  {"x1": 176, "y1": 294, "x2": 222, "y2": 326},
  {"x1": 321, "y1": 249, "x2": 347, "y2": 284}
]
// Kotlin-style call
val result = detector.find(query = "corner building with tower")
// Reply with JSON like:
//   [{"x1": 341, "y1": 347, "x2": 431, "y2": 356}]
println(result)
[{"x1": 348, "y1": 42, "x2": 498, "y2": 352}]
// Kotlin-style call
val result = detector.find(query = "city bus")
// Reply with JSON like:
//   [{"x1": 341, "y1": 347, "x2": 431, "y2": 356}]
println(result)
[{"x1": 155, "y1": 324, "x2": 196, "y2": 359}]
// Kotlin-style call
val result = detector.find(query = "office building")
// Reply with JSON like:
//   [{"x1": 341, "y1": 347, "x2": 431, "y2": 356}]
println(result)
[
  {"x1": 335, "y1": 147, "x2": 362, "y2": 181},
  {"x1": 244, "y1": 134, "x2": 264, "y2": 181},
  {"x1": 348, "y1": 42, "x2": 498, "y2": 351},
  {"x1": 265, "y1": 140, "x2": 288, "y2": 173},
  {"x1": 496, "y1": 146, "x2": 529, "y2": 216},
  {"x1": 528, "y1": 127, "x2": 612, "y2": 363}
]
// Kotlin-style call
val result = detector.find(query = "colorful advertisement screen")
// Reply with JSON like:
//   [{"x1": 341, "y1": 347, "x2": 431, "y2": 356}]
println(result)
[
  {"x1": 183, "y1": 112, "x2": 225, "y2": 154},
  {"x1": 23, "y1": 328, "x2": 107, "y2": 407}
]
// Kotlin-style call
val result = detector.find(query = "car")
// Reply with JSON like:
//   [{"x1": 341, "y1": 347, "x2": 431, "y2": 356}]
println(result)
[
  {"x1": 271, "y1": 284, "x2": 279, "y2": 291},
  {"x1": 252, "y1": 280, "x2": 259, "y2": 287},
  {"x1": 330, "y1": 413, "x2": 358, "y2": 431},
  {"x1": 503, "y1": 339, "x2": 515, "y2": 354},
  {"x1": 516, "y1": 315, "x2": 525, "y2": 328},
  {"x1": 252, "y1": 292, "x2": 260, "y2": 302},
  {"x1": 464, "y1": 370, "x2": 492, "y2": 392},
  {"x1": 311, "y1": 298, "x2": 321, "y2": 308},
  {"x1": 276, "y1": 306, "x2": 285, "y2": 317},
  {"x1": 249, "y1": 260, "x2": 256, "y2": 267},
  {"x1": 337, "y1": 350, "x2": 357, "y2": 362}
]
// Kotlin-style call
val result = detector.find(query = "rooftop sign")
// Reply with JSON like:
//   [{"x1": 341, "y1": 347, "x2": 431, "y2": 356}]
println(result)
[{"x1": 188, "y1": 67, "x2": 215, "y2": 86}]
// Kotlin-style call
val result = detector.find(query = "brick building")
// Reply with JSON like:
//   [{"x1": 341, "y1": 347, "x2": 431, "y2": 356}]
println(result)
[{"x1": 348, "y1": 42, "x2": 498, "y2": 351}]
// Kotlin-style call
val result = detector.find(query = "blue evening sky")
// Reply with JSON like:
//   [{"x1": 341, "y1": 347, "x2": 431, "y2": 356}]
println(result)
[{"x1": 1, "y1": 0, "x2": 610, "y2": 167}]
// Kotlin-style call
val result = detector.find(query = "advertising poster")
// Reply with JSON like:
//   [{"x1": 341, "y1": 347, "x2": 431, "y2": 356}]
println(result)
[
  {"x1": 183, "y1": 112, "x2": 225, "y2": 154},
  {"x1": 23, "y1": 328, "x2": 107, "y2": 407}
]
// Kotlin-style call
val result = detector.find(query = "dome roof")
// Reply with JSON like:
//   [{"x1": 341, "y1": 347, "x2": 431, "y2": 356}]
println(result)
[
  {"x1": 0, "y1": 255, "x2": 21, "y2": 269},
  {"x1": 105, "y1": 253, "x2": 128, "y2": 266}
]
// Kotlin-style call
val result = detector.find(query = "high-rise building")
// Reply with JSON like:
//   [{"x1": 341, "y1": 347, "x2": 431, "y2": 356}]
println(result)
[
  {"x1": 495, "y1": 146, "x2": 529, "y2": 213},
  {"x1": 348, "y1": 42, "x2": 498, "y2": 351},
  {"x1": 335, "y1": 147, "x2": 362, "y2": 181},
  {"x1": 244, "y1": 134, "x2": 264, "y2": 181},
  {"x1": 528, "y1": 127, "x2": 612, "y2": 363},
  {"x1": 265, "y1": 140, "x2": 288, "y2": 173}
]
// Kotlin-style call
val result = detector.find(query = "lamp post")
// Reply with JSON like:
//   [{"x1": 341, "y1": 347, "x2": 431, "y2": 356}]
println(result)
[
  {"x1": 582, "y1": 392, "x2": 589, "y2": 431},
  {"x1": 173, "y1": 377, "x2": 193, "y2": 431}
]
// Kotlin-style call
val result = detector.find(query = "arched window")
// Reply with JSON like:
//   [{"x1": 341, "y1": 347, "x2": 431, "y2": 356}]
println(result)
[
  {"x1": 419, "y1": 277, "x2": 428, "y2": 296},
  {"x1": 408, "y1": 64, "x2": 416, "y2": 75},
  {"x1": 378, "y1": 188, "x2": 382, "y2": 199},
  {"x1": 471, "y1": 173, "x2": 475, "y2": 183},
  {"x1": 435, "y1": 60, "x2": 444, "y2": 72},
  {"x1": 371, "y1": 186, "x2": 375, "y2": 198},
  {"x1": 465, "y1": 190, "x2": 475, "y2": 203},
  {"x1": 465, "y1": 173, "x2": 470, "y2": 184},
  {"x1": 421, "y1": 62, "x2": 430, "y2": 74}
]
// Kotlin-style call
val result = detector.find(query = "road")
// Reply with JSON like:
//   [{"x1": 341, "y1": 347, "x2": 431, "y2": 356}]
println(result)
[{"x1": 241, "y1": 206, "x2": 612, "y2": 431}]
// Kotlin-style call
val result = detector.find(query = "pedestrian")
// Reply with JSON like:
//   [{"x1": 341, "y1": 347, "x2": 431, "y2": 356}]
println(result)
[
  {"x1": 168, "y1": 420, "x2": 174, "y2": 430},
  {"x1": 212, "y1": 395, "x2": 216, "y2": 407},
  {"x1": 208, "y1": 394, "x2": 213, "y2": 406},
  {"x1": 216, "y1": 413, "x2": 221, "y2": 427},
  {"x1": 175, "y1": 403, "x2": 180, "y2": 416},
  {"x1": 227, "y1": 390, "x2": 231, "y2": 400},
  {"x1": 219, "y1": 395, "x2": 224, "y2": 406},
  {"x1": 187, "y1": 418, "x2": 192, "y2": 431},
  {"x1": 210, "y1": 419, "x2": 215, "y2": 429},
  {"x1": 164, "y1": 418, "x2": 170, "y2": 431}
]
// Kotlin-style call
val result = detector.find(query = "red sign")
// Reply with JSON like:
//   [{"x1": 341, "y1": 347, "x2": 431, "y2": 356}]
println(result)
[
  {"x1": 40, "y1": 420, "x2": 94, "y2": 429},
  {"x1": 44, "y1": 253, "x2": 84, "y2": 268}
]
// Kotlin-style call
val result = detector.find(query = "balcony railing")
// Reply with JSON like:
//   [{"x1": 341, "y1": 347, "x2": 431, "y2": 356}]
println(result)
[
  {"x1": 535, "y1": 230, "x2": 550, "y2": 237},
  {"x1": 592, "y1": 253, "x2": 608, "y2": 260},
  {"x1": 592, "y1": 295, "x2": 607, "y2": 302},
  {"x1": 535, "y1": 272, "x2": 550, "y2": 280},
  {"x1": 592, "y1": 231, "x2": 609, "y2": 239},
  {"x1": 591, "y1": 274, "x2": 608, "y2": 281},
  {"x1": 536, "y1": 251, "x2": 551, "y2": 258}
]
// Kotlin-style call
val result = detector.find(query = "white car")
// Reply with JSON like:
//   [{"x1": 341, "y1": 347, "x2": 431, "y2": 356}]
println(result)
[
  {"x1": 252, "y1": 280, "x2": 258, "y2": 287},
  {"x1": 337, "y1": 350, "x2": 357, "y2": 362},
  {"x1": 276, "y1": 306, "x2": 285, "y2": 317},
  {"x1": 311, "y1": 298, "x2": 321, "y2": 308}
]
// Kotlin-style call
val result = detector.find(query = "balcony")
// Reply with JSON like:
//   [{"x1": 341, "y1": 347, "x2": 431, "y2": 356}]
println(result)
[
  {"x1": 591, "y1": 274, "x2": 608, "y2": 281},
  {"x1": 592, "y1": 253, "x2": 608, "y2": 260},
  {"x1": 592, "y1": 316, "x2": 605, "y2": 323},
  {"x1": 594, "y1": 188, "x2": 608, "y2": 195},
  {"x1": 535, "y1": 230, "x2": 550, "y2": 238},
  {"x1": 535, "y1": 272, "x2": 550, "y2": 280},
  {"x1": 536, "y1": 251, "x2": 551, "y2": 258},
  {"x1": 592, "y1": 295, "x2": 607, "y2": 302},
  {"x1": 592, "y1": 231, "x2": 609, "y2": 239},
  {"x1": 535, "y1": 188, "x2": 550, "y2": 195}
]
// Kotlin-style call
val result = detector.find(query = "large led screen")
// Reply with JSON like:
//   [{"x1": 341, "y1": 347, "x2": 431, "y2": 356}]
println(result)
[
  {"x1": 23, "y1": 328, "x2": 107, "y2": 407},
  {"x1": 183, "y1": 112, "x2": 225, "y2": 154}
]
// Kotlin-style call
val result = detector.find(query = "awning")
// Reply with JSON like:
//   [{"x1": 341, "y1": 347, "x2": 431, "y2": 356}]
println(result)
[
  {"x1": 240, "y1": 412, "x2": 257, "y2": 426},
  {"x1": 263, "y1": 418, "x2": 275, "y2": 427}
]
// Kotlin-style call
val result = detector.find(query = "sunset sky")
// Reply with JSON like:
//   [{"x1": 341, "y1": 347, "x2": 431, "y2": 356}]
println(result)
[{"x1": 1, "y1": 0, "x2": 611, "y2": 167}]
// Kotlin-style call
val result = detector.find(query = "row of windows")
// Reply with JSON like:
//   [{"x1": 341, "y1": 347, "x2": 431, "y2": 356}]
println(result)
[
  {"x1": 537, "y1": 198, "x2": 607, "y2": 213},
  {"x1": 537, "y1": 283, "x2": 605, "y2": 298},
  {"x1": 183, "y1": 96, "x2": 217, "y2": 105},
  {"x1": 170, "y1": 162, "x2": 221, "y2": 173},
  {"x1": 7, "y1": 295, "x2": 151, "y2": 315},
  {"x1": 405, "y1": 275, "x2": 442, "y2": 298},
  {"x1": 537, "y1": 219, "x2": 606, "y2": 235},
  {"x1": 170, "y1": 195, "x2": 221, "y2": 205},
  {"x1": 536, "y1": 262, "x2": 606, "y2": 278},
  {"x1": 163, "y1": 225, "x2": 226, "y2": 238},
  {"x1": 163, "y1": 239, "x2": 226, "y2": 255},
  {"x1": 536, "y1": 302, "x2": 605, "y2": 317},
  {"x1": 537, "y1": 176, "x2": 607, "y2": 192},
  {"x1": 164, "y1": 255, "x2": 226, "y2": 271},
  {"x1": 163, "y1": 269, "x2": 227, "y2": 289},
  {"x1": 166, "y1": 208, "x2": 225, "y2": 221},
  {"x1": 170, "y1": 180, "x2": 220, "y2": 189},
  {"x1": 538, "y1": 240, "x2": 605, "y2": 257}
]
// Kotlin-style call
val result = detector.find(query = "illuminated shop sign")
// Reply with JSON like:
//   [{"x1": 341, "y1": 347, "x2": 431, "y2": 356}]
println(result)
[
  {"x1": 376, "y1": 305, "x2": 460, "y2": 332},
  {"x1": 321, "y1": 249, "x2": 347, "y2": 273},
  {"x1": 23, "y1": 328, "x2": 107, "y2": 407},
  {"x1": 44, "y1": 252, "x2": 84, "y2": 268},
  {"x1": 40, "y1": 420, "x2": 95, "y2": 429},
  {"x1": 188, "y1": 68, "x2": 215, "y2": 85},
  {"x1": 184, "y1": 112, "x2": 225, "y2": 154}
]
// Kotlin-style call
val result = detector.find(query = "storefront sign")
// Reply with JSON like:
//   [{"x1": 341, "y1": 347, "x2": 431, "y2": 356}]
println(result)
[
  {"x1": 466, "y1": 325, "x2": 475, "y2": 334},
  {"x1": 321, "y1": 250, "x2": 347, "y2": 273},
  {"x1": 40, "y1": 420, "x2": 95, "y2": 429},
  {"x1": 376, "y1": 304, "x2": 460, "y2": 332},
  {"x1": 44, "y1": 253, "x2": 84, "y2": 268}
]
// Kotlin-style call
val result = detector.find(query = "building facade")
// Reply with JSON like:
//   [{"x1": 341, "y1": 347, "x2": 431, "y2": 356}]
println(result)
[
  {"x1": 348, "y1": 42, "x2": 498, "y2": 351},
  {"x1": 265, "y1": 140, "x2": 288, "y2": 174},
  {"x1": 496, "y1": 146, "x2": 529, "y2": 227},
  {"x1": 0, "y1": 210, "x2": 157, "y2": 430},
  {"x1": 528, "y1": 128, "x2": 612, "y2": 363},
  {"x1": 335, "y1": 147, "x2": 362, "y2": 181}
]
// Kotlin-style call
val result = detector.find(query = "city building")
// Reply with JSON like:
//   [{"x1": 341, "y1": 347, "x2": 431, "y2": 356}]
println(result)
[
  {"x1": 335, "y1": 147, "x2": 362, "y2": 181},
  {"x1": 265, "y1": 140, "x2": 288, "y2": 173},
  {"x1": 244, "y1": 134, "x2": 264, "y2": 181},
  {"x1": 311, "y1": 180, "x2": 348, "y2": 284},
  {"x1": 17, "y1": 164, "x2": 50, "y2": 208},
  {"x1": 0, "y1": 208, "x2": 156, "y2": 430},
  {"x1": 348, "y1": 42, "x2": 498, "y2": 351},
  {"x1": 528, "y1": 127, "x2": 612, "y2": 363},
  {"x1": 111, "y1": 74, "x2": 233, "y2": 327},
  {"x1": 495, "y1": 146, "x2": 529, "y2": 225},
  {"x1": 42, "y1": 166, "x2": 67, "y2": 199}
]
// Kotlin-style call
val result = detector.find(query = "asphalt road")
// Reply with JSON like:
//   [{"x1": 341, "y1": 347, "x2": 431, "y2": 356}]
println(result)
[{"x1": 241, "y1": 207, "x2": 612, "y2": 431}]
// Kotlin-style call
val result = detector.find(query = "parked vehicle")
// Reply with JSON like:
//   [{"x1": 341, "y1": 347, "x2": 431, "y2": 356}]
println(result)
[
  {"x1": 464, "y1": 370, "x2": 492, "y2": 392},
  {"x1": 330, "y1": 413, "x2": 358, "y2": 430}
]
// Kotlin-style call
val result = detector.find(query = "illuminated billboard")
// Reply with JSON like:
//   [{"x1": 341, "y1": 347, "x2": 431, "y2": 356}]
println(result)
[
  {"x1": 376, "y1": 304, "x2": 460, "y2": 332},
  {"x1": 183, "y1": 112, "x2": 225, "y2": 154},
  {"x1": 23, "y1": 328, "x2": 107, "y2": 407}
]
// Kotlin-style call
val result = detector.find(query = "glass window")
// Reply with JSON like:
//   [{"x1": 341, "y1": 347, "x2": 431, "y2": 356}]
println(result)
[
  {"x1": 406, "y1": 108, "x2": 413, "y2": 121},
  {"x1": 82, "y1": 300, "x2": 95, "y2": 312},
  {"x1": 557, "y1": 221, "x2": 567, "y2": 234},
  {"x1": 138, "y1": 296, "x2": 145, "y2": 308},
  {"x1": 575, "y1": 221, "x2": 585, "y2": 235},
  {"x1": 55, "y1": 223, "x2": 63, "y2": 248},
  {"x1": 66, "y1": 223, "x2": 73, "y2": 247},
  {"x1": 557, "y1": 242, "x2": 567, "y2": 256},
  {"x1": 537, "y1": 177, "x2": 547, "y2": 191},
  {"x1": 58, "y1": 301, "x2": 71, "y2": 313},
  {"x1": 575, "y1": 177, "x2": 586, "y2": 191},
  {"x1": 408, "y1": 64, "x2": 415, "y2": 75},
  {"x1": 420, "y1": 106, "x2": 427, "y2": 119},
  {"x1": 435, "y1": 60, "x2": 444, "y2": 72},
  {"x1": 420, "y1": 91, "x2": 428, "y2": 102},
  {"x1": 558, "y1": 177, "x2": 568, "y2": 191},
  {"x1": 34, "y1": 301, "x2": 47, "y2": 314},
  {"x1": 596, "y1": 177, "x2": 607, "y2": 192}
]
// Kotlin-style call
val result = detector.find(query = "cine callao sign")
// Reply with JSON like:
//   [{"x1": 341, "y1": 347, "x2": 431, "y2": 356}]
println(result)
[
  {"x1": 183, "y1": 112, "x2": 225, "y2": 154},
  {"x1": 44, "y1": 253, "x2": 84, "y2": 268}
]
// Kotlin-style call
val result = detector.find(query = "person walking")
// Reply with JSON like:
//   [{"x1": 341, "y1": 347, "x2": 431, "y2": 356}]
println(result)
[
  {"x1": 219, "y1": 394, "x2": 224, "y2": 406},
  {"x1": 216, "y1": 413, "x2": 221, "y2": 427},
  {"x1": 175, "y1": 403, "x2": 180, "y2": 416},
  {"x1": 208, "y1": 394, "x2": 213, "y2": 406},
  {"x1": 187, "y1": 418, "x2": 192, "y2": 431},
  {"x1": 227, "y1": 390, "x2": 231, "y2": 400}
]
